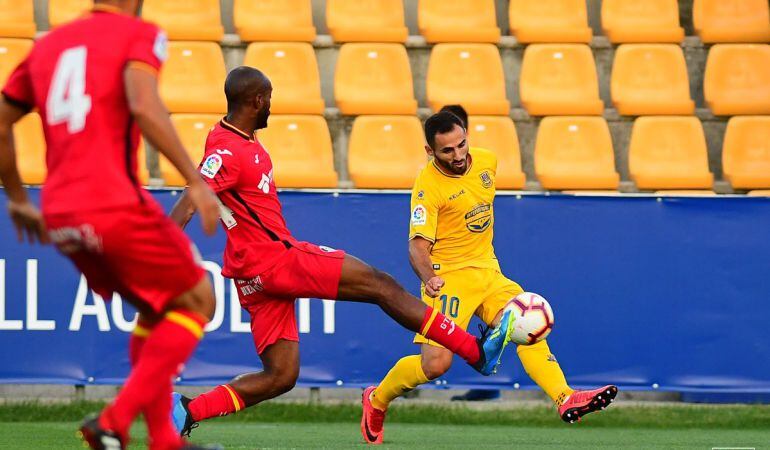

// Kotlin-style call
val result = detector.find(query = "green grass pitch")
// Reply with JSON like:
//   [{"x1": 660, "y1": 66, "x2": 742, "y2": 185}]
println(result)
[{"x1": 0, "y1": 401, "x2": 768, "y2": 449}]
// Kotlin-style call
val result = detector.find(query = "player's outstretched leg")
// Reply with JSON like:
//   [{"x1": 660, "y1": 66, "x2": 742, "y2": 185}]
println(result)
[
  {"x1": 172, "y1": 339, "x2": 299, "y2": 436},
  {"x1": 338, "y1": 255, "x2": 515, "y2": 376}
]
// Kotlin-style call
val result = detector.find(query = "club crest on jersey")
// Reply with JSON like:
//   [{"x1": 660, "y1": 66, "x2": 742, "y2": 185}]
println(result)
[
  {"x1": 200, "y1": 154, "x2": 223, "y2": 179},
  {"x1": 417, "y1": 190, "x2": 425, "y2": 199},
  {"x1": 411, "y1": 204, "x2": 427, "y2": 226},
  {"x1": 465, "y1": 203, "x2": 492, "y2": 233},
  {"x1": 479, "y1": 171, "x2": 492, "y2": 188},
  {"x1": 153, "y1": 31, "x2": 168, "y2": 62}
]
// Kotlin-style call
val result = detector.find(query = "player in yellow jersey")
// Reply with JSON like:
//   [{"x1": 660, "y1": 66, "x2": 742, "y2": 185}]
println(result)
[{"x1": 360, "y1": 111, "x2": 618, "y2": 444}]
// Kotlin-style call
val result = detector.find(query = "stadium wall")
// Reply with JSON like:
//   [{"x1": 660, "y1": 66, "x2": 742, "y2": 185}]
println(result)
[{"x1": 1, "y1": 189, "x2": 768, "y2": 395}]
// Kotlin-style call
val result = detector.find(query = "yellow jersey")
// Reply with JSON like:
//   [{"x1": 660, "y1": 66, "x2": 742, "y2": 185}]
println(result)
[{"x1": 409, "y1": 147, "x2": 499, "y2": 273}]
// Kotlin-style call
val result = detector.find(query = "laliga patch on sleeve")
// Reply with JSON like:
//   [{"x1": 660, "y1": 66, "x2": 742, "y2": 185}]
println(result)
[
  {"x1": 200, "y1": 154, "x2": 223, "y2": 179},
  {"x1": 411, "y1": 204, "x2": 427, "y2": 226},
  {"x1": 153, "y1": 31, "x2": 168, "y2": 62}
]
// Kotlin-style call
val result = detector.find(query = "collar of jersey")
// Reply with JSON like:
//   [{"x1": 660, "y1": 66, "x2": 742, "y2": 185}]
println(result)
[
  {"x1": 431, "y1": 153, "x2": 473, "y2": 178},
  {"x1": 91, "y1": 4, "x2": 127, "y2": 15},
  {"x1": 221, "y1": 119, "x2": 255, "y2": 142}
]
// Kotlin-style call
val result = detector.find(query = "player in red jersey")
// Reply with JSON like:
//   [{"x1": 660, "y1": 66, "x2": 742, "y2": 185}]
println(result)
[
  {"x1": 0, "y1": 1, "x2": 223, "y2": 449},
  {"x1": 167, "y1": 67, "x2": 519, "y2": 437}
]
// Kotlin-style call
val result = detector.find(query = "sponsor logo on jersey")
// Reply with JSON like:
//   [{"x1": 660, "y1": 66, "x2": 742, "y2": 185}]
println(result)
[
  {"x1": 153, "y1": 31, "x2": 168, "y2": 62},
  {"x1": 200, "y1": 153, "x2": 223, "y2": 179},
  {"x1": 411, "y1": 204, "x2": 427, "y2": 226},
  {"x1": 464, "y1": 203, "x2": 492, "y2": 233},
  {"x1": 216, "y1": 148, "x2": 232, "y2": 156},
  {"x1": 319, "y1": 245, "x2": 337, "y2": 253},
  {"x1": 237, "y1": 276, "x2": 264, "y2": 296},
  {"x1": 479, "y1": 170, "x2": 492, "y2": 188},
  {"x1": 448, "y1": 189, "x2": 465, "y2": 201},
  {"x1": 417, "y1": 190, "x2": 425, "y2": 199}
]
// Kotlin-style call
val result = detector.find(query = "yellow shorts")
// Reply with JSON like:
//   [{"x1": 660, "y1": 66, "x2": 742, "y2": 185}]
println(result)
[{"x1": 414, "y1": 266, "x2": 524, "y2": 348}]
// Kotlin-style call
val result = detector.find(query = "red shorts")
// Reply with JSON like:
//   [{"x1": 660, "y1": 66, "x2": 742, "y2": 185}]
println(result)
[
  {"x1": 45, "y1": 201, "x2": 205, "y2": 313},
  {"x1": 235, "y1": 241, "x2": 345, "y2": 354}
]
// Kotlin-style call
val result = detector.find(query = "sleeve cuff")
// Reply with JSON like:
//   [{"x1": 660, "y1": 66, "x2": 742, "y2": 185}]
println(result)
[
  {"x1": 2, "y1": 92, "x2": 32, "y2": 113},
  {"x1": 409, "y1": 233, "x2": 436, "y2": 243}
]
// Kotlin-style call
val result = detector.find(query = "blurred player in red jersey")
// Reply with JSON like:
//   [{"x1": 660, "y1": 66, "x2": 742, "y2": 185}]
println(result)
[
  {"x1": 167, "y1": 67, "x2": 519, "y2": 437},
  {"x1": 0, "y1": 1, "x2": 223, "y2": 449}
]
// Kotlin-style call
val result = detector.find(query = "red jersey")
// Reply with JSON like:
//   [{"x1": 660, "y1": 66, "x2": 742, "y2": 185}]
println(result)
[
  {"x1": 200, "y1": 120, "x2": 299, "y2": 278},
  {"x1": 1, "y1": 6, "x2": 167, "y2": 215}
]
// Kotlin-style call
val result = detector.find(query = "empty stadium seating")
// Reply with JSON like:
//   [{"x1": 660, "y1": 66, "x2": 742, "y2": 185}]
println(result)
[
  {"x1": 628, "y1": 116, "x2": 713, "y2": 190},
  {"x1": 693, "y1": 0, "x2": 770, "y2": 43},
  {"x1": 160, "y1": 114, "x2": 220, "y2": 186},
  {"x1": 160, "y1": 42, "x2": 227, "y2": 114},
  {"x1": 244, "y1": 42, "x2": 324, "y2": 115},
  {"x1": 426, "y1": 44, "x2": 509, "y2": 115},
  {"x1": 0, "y1": 39, "x2": 32, "y2": 86},
  {"x1": 141, "y1": 0, "x2": 224, "y2": 42},
  {"x1": 601, "y1": 0, "x2": 684, "y2": 43},
  {"x1": 0, "y1": 0, "x2": 35, "y2": 38},
  {"x1": 611, "y1": 44, "x2": 694, "y2": 115},
  {"x1": 704, "y1": 44, "x2": 770, "y2": 115},
  {"x1": 509, "y1": 0, "x2": 592, "y2": 44},
  {"x1": 14, "y1": 113, "x2": 46, "y2": 185},
  {"x1": 326, "y1": 0, "x2": 408, "y2": 43},
  {"x1": 467, "y1": 116, "x2": 525, "y2": 189},
  {"x1": 722, "y1": 116, "x2": 770, "y2": 189},
  {"x1": 534, "y1": 117, "x2": 619, "y2": 190},
  {"x1": 48, "y1": 0, "x2": 92, "y2": 28},
  {"x1": 335, "y1": 43, "x2": 416, "y2": 115},
  {"x1": 520, "y1": 44, "x2": 603, "y2": 116},
  {"x1": 347, "y1": 115, "x2": 426, "y2": 188},
  {"x1": 418, "y1": 0, "x2": 500, "y2": 44},
  {"x1": 256, "y1": 115, "x2": 337, "y2": 188},
  {"x1": 234, "y1": 0, "x2": 316, "y2": 42}
]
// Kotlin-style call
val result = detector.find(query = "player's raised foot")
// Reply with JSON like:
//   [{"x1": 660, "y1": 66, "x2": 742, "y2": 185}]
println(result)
[
  {"x1": 559, "y1": 385, "x2": 618, "y2": 424},
  {"x1": 77, "y1": 414, "x2": 125, "y2": 450},
  {"x1": 171, "y1": 392, "x2": 199, "y2": 437},
  {"x1": 360, "y1": 386, "x2": 386, "y2": 444},
  {"x1": 472, "y1": 307, "x2": 516, "y2": 376}
]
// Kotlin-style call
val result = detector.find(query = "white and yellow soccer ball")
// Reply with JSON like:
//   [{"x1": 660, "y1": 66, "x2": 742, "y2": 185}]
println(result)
[{"x1": 505, "y1": 292, "x2": 554, "y2": 345}]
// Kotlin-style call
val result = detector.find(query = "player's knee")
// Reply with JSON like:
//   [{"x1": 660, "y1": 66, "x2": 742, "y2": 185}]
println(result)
[
  {"x1": 370, "y1": 268, "x2": 405, "y2": 302},
  {"x1": 421, "y1": 354, "x2": 452, "y2": 380},
  {"x1": 268, "y1": 366, "x2": 298, "y2": 396},
  {"x1": 169, "y1": 276, "x2": 217, "y2": 320}
]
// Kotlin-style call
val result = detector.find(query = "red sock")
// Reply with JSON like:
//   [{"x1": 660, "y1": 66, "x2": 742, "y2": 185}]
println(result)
[
  {"x1": 143, "y1": 381, "x2": 181, "y2": 450},
  {"x1": 100, "y1": 309, "x2": 207, "y2": 445},
  {"x1": 128, "y1": 320, "x2": 152, "y2": 366},
  {"x1": 420, "y1": 306, "x2": 480, "y2": 365},
  {"x1": 189, "y1": 384, "x2": 245, "y2": 422}
]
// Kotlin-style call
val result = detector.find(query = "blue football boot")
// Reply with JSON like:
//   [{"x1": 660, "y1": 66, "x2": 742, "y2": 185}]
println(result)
[{"x1": 472, "y1": 307, "x2": 516, "y2": 375}]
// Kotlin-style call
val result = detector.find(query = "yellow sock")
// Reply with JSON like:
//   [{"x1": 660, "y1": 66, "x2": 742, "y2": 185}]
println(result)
[
  {"x1": 371, "y1": 355, "x2": 429, "y2": 411},
  {"x1": 517, "y1": 340, "x2": 574, "y2": 406}
]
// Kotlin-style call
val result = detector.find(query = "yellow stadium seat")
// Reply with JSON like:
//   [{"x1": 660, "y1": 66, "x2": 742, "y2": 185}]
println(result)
[
  {"x1": 244, "y1": 43, "x2": 324, "y2": 115},
  {"x1": 611, "y1": 44, "x2": 694, "y2": 115},
  {"x1": 160, "y1": 114, "x2": 220, "y2": 186},
  {"x1": 693, "y1": 0, "x2": 770, "y2": 43},
  {"x1": 334, "y1": 43, "x2": 417, "y2": 115},
  {"x1": 256, "y1": 115, "x2": 337, "y2": 188},
  {"x1": 534, "y1": 117, "x2": 619, "y2": 190},
  {"x1": 748, "y1": 190, "x2": 770, "y2": 197},
  {"x1": 234, "y1": 0, "x2": 316, "y2": 42},
  {"x1": 141, "y1": 0, "x2": 224, "y2": 41},
  {"x1": 49, "y1": 0, "x2": 93, "y2": 28},
  {"x1": 509, "y1": 0, "x2": 592, "y2": 44},
  {"x1": 348, "y1": 116, "x2": 426, "y2": 188},
  {"x1": 704, "y1": 44, "x2": 770, "y2": 115},
  {"x1": 601, "y1": 0, "x2": 684, "y2": 43},
  {"x1": 426, "y1": 44, "x2": 509, "y2": 115},
  {"x1": 326, "y1": 0, "x2": 408, "y2": 43},
  {"x1": 14, "y1": 113, "x2": 46, "y2": 185},
  {"x1": 0, "y1": 39, "x2": 32, "y2": 86},
  {"x1": 628, "y1": 116, "x2": 713, "y2": 190},
  {"x1": 418, "y1": 0, "x2": 500, "y2": 44},
  {"x1": 0, "y1": 0, "x2": 35, "y2": 38},
  {"x1": 467, "y1": 116, "x2": 525, "y2": 189},
  {"x1": 136, "y1": 139, "x2": 149, "y2": 185},
  {"x1": 160, "y1": 42, "x2": 227, "y2": 114},
  {"x1": 520, "y1": 44, "x2": 603, "y2": 116},
  {"x1": 722, "y1": 116, "x2": 770, "y2": 189}
]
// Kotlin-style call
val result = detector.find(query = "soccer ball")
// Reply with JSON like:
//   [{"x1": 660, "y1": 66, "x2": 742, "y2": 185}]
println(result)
[{"x1": 505, "y1": 292, "x2": 554, "y2": 345}]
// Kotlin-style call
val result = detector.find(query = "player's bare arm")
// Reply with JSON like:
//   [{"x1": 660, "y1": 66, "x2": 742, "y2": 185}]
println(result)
[
  {"x1": 408, "y1": 236, "x2": 444, "y2": 297},
  {"x1": 124, "y1": 65, "x2": 219, "y2": 235},
  {"x1": 169, "y1": 189, "x2": 196, "y2": 229},
  {"x1": 0, "y1": 97, "x2": 48, "y2": 244}
]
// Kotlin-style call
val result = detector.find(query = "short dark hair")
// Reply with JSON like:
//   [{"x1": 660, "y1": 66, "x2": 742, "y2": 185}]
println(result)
[
  {"x1": 424, "y1": 111, "x2": 464, "y2": 149},
  {"x1": 439, "y1": 104, "x2": 468, "y2": 128}
]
